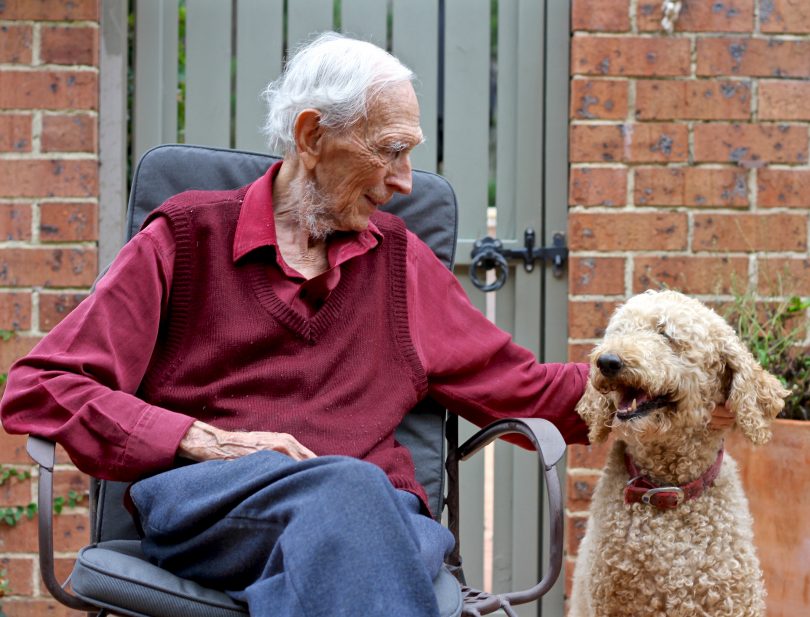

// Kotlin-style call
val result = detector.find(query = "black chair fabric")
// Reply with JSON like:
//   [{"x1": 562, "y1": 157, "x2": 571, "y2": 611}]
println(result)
[{"x1": 76, "y1": 144, "x2": 461, "y2": 617}]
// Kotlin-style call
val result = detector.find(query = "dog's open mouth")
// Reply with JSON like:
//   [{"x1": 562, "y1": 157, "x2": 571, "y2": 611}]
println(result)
[{"x1": 614, "y1": 387, "x2": 670, "y2": 421}]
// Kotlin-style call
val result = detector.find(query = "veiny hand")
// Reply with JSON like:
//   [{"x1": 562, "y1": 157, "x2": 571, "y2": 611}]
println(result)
[
  {"x1": 708, "y1": 402, "x2": 735, "y2": 431},
  {"x1": 178, "y1": 420, "x2": 317, "y2": 462}
]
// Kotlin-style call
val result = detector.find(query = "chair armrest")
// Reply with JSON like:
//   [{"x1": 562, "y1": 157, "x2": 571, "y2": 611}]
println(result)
[
  {"x1": 454, "y1": 418, "x2": 566, "y2": 616},
  {"x1": 456, "y1": 417, "x2": 566, "y2": 468},
  {"x1": 25, "y1": 436, "x2": 98, "y2": 612}
]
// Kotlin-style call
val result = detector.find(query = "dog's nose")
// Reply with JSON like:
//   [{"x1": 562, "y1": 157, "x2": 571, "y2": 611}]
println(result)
[{"x1": 596, "y1": 353, "x2": 623, "y2": 377}]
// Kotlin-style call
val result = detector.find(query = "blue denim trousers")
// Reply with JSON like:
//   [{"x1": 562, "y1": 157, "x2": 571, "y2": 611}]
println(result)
[{"x1": 129, "y1": 451, "x2": 455, "y2": 617}]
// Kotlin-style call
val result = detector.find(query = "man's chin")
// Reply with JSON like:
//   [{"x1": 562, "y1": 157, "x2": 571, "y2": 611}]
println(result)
[{"x1": 331, "y1": 213, "x2": 373, "y2": 234}]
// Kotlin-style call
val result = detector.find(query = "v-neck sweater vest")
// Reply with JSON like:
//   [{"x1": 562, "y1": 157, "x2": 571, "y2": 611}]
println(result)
[{"x1": 138, "y1": 187, "x2": 430, "y2": 507}]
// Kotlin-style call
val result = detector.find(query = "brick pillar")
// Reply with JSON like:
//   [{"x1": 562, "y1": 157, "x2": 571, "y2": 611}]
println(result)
[
  {"x1": 0, "y1": 1, "x2": 99, "y2": 614},
  {"x1": 566, "y1": 0, "x2": 810, "y2": 607}
]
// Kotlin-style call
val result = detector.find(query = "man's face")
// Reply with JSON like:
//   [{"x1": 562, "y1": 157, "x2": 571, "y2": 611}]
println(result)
[{"x1": 309, "y1": 81, "x2": 423, "y2": 235}]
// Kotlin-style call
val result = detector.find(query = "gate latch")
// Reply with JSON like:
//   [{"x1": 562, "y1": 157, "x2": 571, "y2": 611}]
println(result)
[{"x1": 469, "y1": 229, "x2": 567, "y2": 293}]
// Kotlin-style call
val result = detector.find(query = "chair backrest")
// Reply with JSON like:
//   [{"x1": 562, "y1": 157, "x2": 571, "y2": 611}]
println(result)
[{"x1": 95, "y1": 144, "x2": 458, "y2": 542}]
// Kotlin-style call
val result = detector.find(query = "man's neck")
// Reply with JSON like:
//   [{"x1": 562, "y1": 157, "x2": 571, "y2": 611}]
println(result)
[{"x1": 272, "y1": 160, "x2": 329, "y2": 279}]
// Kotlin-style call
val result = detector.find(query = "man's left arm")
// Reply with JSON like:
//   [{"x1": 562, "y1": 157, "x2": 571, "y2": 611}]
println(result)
[{"x1": 405, "y1": 232, "x2": 590, "y2": 445}]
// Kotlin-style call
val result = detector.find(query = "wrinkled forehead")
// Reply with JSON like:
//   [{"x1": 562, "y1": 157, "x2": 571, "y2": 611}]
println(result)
[{"x1": 362, "y1": 82, "x2": 423, "y2": 139}]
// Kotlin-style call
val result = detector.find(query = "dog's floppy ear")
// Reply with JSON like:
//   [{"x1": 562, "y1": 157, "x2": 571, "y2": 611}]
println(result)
[
  {"x1": 576, "y1": 378, "x2": 613, "y2": 443},
  {"x1": 723, "y1": 334, "x2": 789, "y2": 445}
]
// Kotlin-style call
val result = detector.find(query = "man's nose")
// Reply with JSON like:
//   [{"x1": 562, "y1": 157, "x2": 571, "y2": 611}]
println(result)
[{"x1": 386, "y1": 155, "x2": 413, "y2": 195}]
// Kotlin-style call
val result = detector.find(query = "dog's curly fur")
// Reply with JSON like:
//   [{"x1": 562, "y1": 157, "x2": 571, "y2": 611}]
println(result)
[{"x1": 570, "y1": 290, "x2": 788, "y2": 617}]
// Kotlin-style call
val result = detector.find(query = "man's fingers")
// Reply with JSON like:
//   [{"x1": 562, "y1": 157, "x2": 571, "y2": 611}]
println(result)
[{"x1": 277, "y1": 433, "x2": 317, "y2": 460}]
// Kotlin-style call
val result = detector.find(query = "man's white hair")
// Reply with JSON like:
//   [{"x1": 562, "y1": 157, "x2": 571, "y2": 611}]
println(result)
[{"x1": 261, "y1": 32, "x2": 414, "y2": 156}]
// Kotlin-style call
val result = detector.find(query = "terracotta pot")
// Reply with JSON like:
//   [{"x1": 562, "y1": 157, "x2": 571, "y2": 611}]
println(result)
[{"x1": 726, "y1": 419, "x2": 810, "y2": 616}]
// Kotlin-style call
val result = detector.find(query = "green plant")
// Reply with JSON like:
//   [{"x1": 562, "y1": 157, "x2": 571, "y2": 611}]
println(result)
[
  {"x1": 53, "y1": 490, "x2": 84, "y2": 515},
  {"x1": 726, "y1": 290, "x2": 810, "y2": 420},
  {"x1": 0, "y1": 466, "x2": 87, "y2": 527}
]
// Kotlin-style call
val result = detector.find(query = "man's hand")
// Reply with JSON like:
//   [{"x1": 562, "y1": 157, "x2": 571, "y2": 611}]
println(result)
[
  {"x1": 709, "y1": 403, "x2": 735, "y2": 431},
  {"x1": 178, "y1": 421, "x2": 317, "y2": 462}
]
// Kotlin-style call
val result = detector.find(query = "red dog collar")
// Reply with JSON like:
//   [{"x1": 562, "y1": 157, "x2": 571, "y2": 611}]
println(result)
[{"x1": 624, "y1": 448, "x2": 724, "y2": 510}]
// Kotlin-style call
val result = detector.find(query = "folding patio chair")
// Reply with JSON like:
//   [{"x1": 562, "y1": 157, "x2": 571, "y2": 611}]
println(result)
[{"x1": 25, "y1": 144, "x2": 567, "y2": 617}]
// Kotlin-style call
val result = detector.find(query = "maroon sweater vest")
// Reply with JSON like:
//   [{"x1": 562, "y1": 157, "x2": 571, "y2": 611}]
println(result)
[{"x1": 138, "y1": 187, "x2": 430, "y2": 507}]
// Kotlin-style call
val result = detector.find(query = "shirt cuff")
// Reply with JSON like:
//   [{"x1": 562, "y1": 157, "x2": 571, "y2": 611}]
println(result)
[{"x1": 123, "y1": 405, "x2": 196, "y2": 477}]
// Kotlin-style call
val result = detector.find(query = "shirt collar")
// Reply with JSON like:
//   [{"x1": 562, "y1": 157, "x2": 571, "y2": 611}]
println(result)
[{"x1": 232, "y1": 161, "x2": 382, "y2": 266}]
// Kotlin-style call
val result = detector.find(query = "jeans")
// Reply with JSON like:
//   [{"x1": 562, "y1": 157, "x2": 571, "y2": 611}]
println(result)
[{"x1": 130, "y1": 451, "x2": 455, "y2": 617}]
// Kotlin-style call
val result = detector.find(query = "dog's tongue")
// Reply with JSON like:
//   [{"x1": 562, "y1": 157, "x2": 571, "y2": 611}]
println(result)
[{"x1": 619, "y1": 389, "x2": 651, "y2": 411}]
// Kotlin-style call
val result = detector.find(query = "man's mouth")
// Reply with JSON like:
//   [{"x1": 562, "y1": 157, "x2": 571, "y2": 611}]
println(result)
[
  {"x1": 365, "y1": 194, "x2": 389, "y2": 208},
  {"x1": 614, "y1": 387, "x2": 670, "y2": 421}
]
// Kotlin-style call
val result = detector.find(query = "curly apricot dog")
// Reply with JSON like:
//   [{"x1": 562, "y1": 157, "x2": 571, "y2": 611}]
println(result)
[{"x1": 570, "y1": 290, "x2": 788, "y2": 617}]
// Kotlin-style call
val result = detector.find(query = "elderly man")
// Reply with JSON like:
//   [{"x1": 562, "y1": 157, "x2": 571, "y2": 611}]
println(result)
[{"x1": 1, "y1": 34, "x2": 589, "y2": 616}]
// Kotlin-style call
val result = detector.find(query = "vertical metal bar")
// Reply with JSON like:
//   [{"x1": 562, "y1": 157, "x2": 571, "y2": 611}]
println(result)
[
  {"x1": 133, "y1": 0, "x2": 178, "y2": 164},
  {"x1": 235, "y1": 0, "x2": 285, "y2": 153},
  {"x1": 391, "y1": 0, "x2": 440, "y2": 173},
  {"x1": 99, "y1": 0, "x2": 128, "y2": 269},
  {"x1": 185, "y1": 0, "x2": 233, "y2": 147}
]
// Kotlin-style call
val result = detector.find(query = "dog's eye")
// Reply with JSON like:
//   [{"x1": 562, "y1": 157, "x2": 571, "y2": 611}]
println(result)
[
  {"x1": 657, "y1": 327, "x2": 676, "y2": 345},
  {"x1": 658, "y1": 330, "x2": 677, "y2": 345}
]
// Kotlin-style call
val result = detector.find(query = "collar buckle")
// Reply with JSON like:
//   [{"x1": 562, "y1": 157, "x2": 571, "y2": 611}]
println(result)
[{"x1": 641, "y1": 486, "x2": 684, "y2": 507}]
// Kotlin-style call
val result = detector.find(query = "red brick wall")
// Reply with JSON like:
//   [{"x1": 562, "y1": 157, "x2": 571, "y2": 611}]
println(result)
[
  {"x1": 566, "y1": 0, "x2": 810, "y2": 605},
  {"x1": 0, "y1": 1, "x2": 99, "y2": 614}
]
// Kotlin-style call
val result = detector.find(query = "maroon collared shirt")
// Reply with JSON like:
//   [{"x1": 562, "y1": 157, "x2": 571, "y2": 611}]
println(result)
[{"x1": 0, "y1": 163, "x2": 589, "y2": 481}]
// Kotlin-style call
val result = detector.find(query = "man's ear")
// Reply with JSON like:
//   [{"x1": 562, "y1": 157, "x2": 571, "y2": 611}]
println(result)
[{"x1": 293, "y1": 109, "x2": 323, "y2": 170}]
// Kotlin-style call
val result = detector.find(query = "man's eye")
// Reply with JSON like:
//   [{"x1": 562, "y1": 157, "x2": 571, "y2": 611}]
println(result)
[{"x1": 381, "y1": 143, "x2": 409, "y2": 160}]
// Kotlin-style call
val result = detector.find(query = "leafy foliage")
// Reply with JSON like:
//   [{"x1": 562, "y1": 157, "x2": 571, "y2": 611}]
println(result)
[
  {"x1": 726, "y1": 291, "x2": 810, "y2": 421},
  {"x1": 0, "y1": 467, "x2": 87, "y2": 527},
  {"x1": 0, "y1": 503, "x2": 37, "y2": 527}
]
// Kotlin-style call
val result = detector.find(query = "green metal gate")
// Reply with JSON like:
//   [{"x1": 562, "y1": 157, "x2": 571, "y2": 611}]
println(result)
[{"x1": 99, "y1": 1, "x2": 571, "y2": 614}]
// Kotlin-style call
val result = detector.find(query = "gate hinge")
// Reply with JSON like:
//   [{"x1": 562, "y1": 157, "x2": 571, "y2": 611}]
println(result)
[{"x1": 469, "y1": 229, "x2": 568, "y2": 293}]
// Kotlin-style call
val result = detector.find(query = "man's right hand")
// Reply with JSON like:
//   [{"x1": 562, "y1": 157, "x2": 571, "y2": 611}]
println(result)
[{"x1": 178, "y1": 420, "x2": 317, "y2": 462}]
